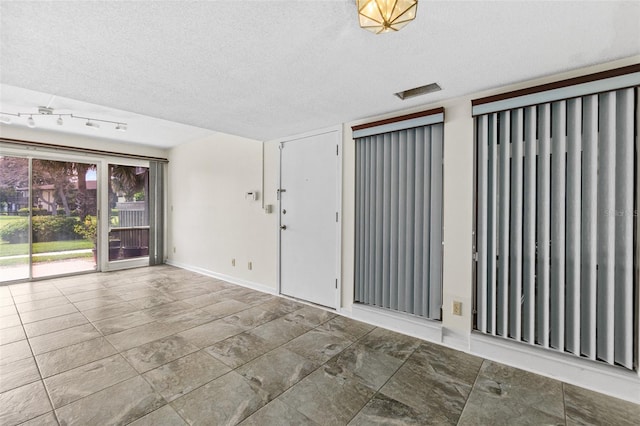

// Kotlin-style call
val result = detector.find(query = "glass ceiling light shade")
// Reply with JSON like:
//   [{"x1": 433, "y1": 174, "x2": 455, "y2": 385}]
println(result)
[{"x1": 357, "y1": 0, "x2": 418, "y2": 34}]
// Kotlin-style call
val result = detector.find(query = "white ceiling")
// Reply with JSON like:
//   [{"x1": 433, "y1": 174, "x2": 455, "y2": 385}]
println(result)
[{"x1": 1, "y1": 1, "x2": 639, "y2": 147}]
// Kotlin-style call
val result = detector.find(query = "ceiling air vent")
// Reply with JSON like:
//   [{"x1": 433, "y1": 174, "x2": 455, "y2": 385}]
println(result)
[{"x1": 394, "y1": 83, "x2": 442, "y2": 100}]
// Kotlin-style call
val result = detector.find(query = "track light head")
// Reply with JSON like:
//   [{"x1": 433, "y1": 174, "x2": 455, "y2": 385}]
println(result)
[
  {"x1": 27, "y1": 115, "x2": 36, "y2": 128},
  {"x1": 57, "y1": 115, "x2": 64, "y2": 126},
  {"x1": 115, "y1": 123, "x2": 127, "y2": 132},
  {"x1": 0, "y1": 115, "x2": 11, "y2": 125},
  {"x1": 85, "y1": 120, "x2": 100, "y2": 129}
]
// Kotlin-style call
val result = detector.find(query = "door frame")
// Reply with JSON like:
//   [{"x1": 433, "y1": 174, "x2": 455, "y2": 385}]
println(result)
[
  {"x1": 100, "y1": 158, "x2": 151, "y2": 272},
  {"x1": 275, "y1": 125, "x2": 343, "y2": 309}
]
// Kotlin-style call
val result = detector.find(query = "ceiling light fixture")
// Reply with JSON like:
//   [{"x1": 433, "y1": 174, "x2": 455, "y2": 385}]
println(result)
[
  {"x1": 357, "y1": 0, "x2": 418, "y2": 34},
  {"x1": 0, "y1": 107, "x2": 127, "y2": 131}
]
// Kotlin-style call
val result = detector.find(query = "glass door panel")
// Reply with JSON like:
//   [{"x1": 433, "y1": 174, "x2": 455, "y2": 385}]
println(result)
[
  {"x1": 0, "y1": 156, "x2": 30, "y2": 282},
  {"x1": 31, "y1": 159, "x2": 98, "y2": 278},
  {"x1": 108, "y1": 164, "x2": 149, "y2": 262}
]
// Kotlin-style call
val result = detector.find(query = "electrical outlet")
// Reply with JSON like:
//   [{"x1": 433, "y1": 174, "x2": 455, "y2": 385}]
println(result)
[
  {"x1": 452, "y1": 301, "x2": 463, "y2": 316},
  {"x1": 248, "y1": 261, "x2": 252, "y2": 270},
  {"x1": 231, "y1": 258, "x2": 236, "y2": 267}
]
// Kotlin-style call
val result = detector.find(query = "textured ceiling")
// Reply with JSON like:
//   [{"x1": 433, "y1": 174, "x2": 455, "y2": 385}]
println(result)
[{"x1": 1, "y1": 1, "x2": 639, "y2": 146}]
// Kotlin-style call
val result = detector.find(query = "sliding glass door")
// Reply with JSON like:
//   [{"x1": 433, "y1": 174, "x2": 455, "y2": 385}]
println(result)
[
  {"x1": 1, "y1": 146, "x2": 163, "y2": 283},
  {"x1": 0, "y1": 156, "x2": 97, "y2": 282},
  {"x1": 0, "y1": 156, "x2": 30, "y2": 281},
  {"x1": 106, "y1": 162, "x2": 150, "y2": 269},
  {"x1": 31, "y1": 159, "x2": 98, "y2": 278}
]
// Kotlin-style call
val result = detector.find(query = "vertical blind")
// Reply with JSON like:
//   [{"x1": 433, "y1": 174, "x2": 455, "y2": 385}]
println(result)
[
  {"x1": 475, "y1": 86, "x2": 637, "y2": 370},
  {"x1": 354, "y1": 123, "x2": 444, "y2": 320},
  {"x1": 148, "y1": 161, "x2": 165, "y2": 266}
]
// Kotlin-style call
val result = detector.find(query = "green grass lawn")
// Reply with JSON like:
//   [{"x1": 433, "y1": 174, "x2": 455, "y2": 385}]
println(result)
[
  {"x1": 0, "y1": 251, "x2": 93, "y2": 267},
  {"x1": 0, "y1": 239, "x2": 93, "y2": 256}
]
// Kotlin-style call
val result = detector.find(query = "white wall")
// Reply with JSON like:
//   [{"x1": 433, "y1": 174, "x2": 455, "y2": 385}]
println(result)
[{"x1": 167, "y1": 132, "x2": 278, "y2": 292}]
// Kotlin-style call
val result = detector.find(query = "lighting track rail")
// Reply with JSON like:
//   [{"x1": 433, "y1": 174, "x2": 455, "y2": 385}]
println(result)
[{"x1": 0, "y1": 106, "x2": 127, "y2": 131}]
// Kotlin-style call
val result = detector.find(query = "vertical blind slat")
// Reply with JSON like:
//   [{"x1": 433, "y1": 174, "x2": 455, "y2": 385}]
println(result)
[
  {"x1": 597, "y1": 92, "x2": 616, "y2": 364},
  {"x1": 580, "y1": 95, "x2": 598, "y2": 360},
  {"x1": 614, "y1": 88, "x2": 634, "y2": 369},
  {"x1": 537, "y1": 103, "x2": 551, "y2": 348},
  {"x1": 361, "y1": 137, "x2": 370, "y2": 304},
  {"x1": 374, "y1": 135, "x2": 384, "y2": 306},
  {"x1": 367, "y1": 136, "x2": 376, "y2": 305},
  {"x1": 397, "y1": 131, "x2": 408, "y2": 312},
  {"x1": 498, "y1": 111, "x2": 511, "y2": 337},
  {"x1": 566, "y1": 98, "x2": 582, "y2": 355},
  {"x1": 422, "y1": 128, "x2": 432, "y2": 317},
  {"x1": 382, "y1": 133, "x2": 392, "y2": 309},
  {"x1": 477, "y1": 115, "x2": 489, "y2": 333},
  {"x1": 551, "y1": 100, "x2": 567, "y2": 351},
  {"x1": 405, "y1": 130, "x2": 416, "y2": 313},
  {"x1": 354, "y1": 139, "x2": 361, "y2": 302},
  {"x1": 488, "y1": 114, "x2": 499, "y2": 335},
  {"x1": 413, "y1": 127, "x2": 425, "y2": 316},
  {"x1": 429, "y1": 123, "x2": 444, "y2": 319},
  {"x1": 522, "y1": 106, "x2": 537, "y2": 344},
  {"x1": 390, "y1": 132, "x2": 399, "y2": 310},
  {"x1": 510, "y1": 108, "x2": 524, "y2": 341}
]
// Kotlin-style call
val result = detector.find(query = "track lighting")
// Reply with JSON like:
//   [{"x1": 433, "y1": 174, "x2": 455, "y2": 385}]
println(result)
[{"x1": 0, "y1": 107, "x2": 127, "y2": 132}]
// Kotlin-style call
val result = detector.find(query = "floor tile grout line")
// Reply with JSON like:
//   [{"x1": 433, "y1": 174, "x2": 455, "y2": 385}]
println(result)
[
  {"x1": 455, "y1": 358, "x2": 486, "y2": 425},
  {"x1": 561, "y1": 382, "x2": 568, "y2": 426},
  {"x1": 217, "y1": 312, "x2": 360, "y2": 424},
  {"x1": 11, "y1": 271, "x2": 434, "y2": 425},
  {"x1": 341, "y1": 332, "x2": 421, "y2": 425},
  {"x1": 126, "y1": 306, "x2": 337, "y2": 423},
  {"x1": 250, "y1": 321, "x2": 381, "y2": 424},
  {"x1": 19, "y1": 273, "x2": 372, "y2": 424},
  {"x1": 8, "y1": 286, "x2": 63, "y2": 426},
  {"x1": 58, "y1": 295, "x2": 312, "y2": 422}
]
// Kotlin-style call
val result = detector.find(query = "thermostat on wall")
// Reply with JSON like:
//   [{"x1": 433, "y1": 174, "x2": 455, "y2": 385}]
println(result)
[{"x1": 245, "y1": 191, "x2": 259, "y2": 201}]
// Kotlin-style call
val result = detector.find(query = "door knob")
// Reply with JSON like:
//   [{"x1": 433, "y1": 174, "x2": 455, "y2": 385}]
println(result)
[{"x1": 280, "y1": 225, "x2": 287, "y2": 230}]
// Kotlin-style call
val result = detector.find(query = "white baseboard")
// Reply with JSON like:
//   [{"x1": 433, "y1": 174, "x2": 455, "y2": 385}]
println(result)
[
  {"x1": 470, "y1": 333, "x2": 640, "y2": 404},
  {"x1": 350, "y1": 304, "x2": 442, "y2": 343},
  {"x1": 166, "y1": 260, "x2": 277, "y2": 295}
]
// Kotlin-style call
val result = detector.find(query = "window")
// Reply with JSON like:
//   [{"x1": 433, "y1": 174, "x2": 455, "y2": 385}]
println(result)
[
  {"x1": 353, "y1": 109, "x2": 444, "y2": 320},
  {"x1": 473, "y1": 67, "x2": 639, "y2": 370}
]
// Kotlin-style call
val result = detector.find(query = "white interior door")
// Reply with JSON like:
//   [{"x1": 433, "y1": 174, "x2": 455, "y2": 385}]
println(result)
[{"x1": 280, "y1": 130, "x2": 340, "y2": 308}]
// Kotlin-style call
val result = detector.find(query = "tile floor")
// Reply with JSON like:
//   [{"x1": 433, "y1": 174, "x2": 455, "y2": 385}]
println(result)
[{"x1": 0, "y1": 265, "x2": 638, "y2": 425}]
